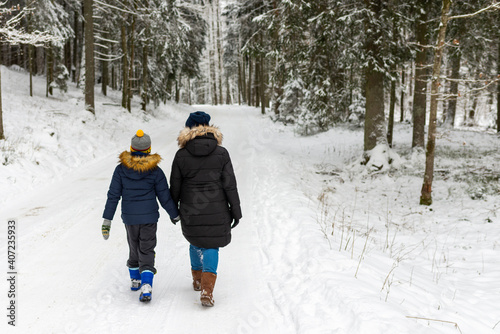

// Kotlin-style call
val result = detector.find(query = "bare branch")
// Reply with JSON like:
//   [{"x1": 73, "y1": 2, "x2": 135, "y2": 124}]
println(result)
[{"x1": 406, "y1": 316, "x2": 463, "y2": 334}]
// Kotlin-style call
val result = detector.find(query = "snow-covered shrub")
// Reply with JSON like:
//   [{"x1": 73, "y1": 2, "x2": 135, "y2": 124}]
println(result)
[
  {"x1": 454, "y1": 168, "x2": 500, "y2": 200},
  {"x1": 357, "y1": 144, "x2": 402, "y2": 173},
  {"x1": 347, "y1": 92, "x2": 365, "y2": 128},
  {"x1": 277, "y1": 78, "x2": 306, "y2": 125},
  {"x1": 50, "y1": 64, "x2": 69, "y2": 93}
]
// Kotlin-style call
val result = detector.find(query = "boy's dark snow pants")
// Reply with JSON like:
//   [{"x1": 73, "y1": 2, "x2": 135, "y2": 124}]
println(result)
[{"x1": 125, "y1": 223, "x2": 157, "y2": 274}]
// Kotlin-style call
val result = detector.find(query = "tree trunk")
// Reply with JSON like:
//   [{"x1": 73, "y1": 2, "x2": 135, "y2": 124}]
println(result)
[
  {"x1": 1, "y1": 45, "x2": 6, "y2": 66},
  {"x1": 141, "y1": 43, "x2": 148, "y2": 111},
  {"x1": 241, "y1": 56, "x2": 246, "y2": 104},
  {"x1": 112, "y1": 40, "x2": 117, "y2": 91},
  {"x1": 187, "y1": 77, "x2": 191, "y2": 105},
  {"x1": 22, "y1": 46, "x2": 27, "y2": 70},
  {"x1": 16, "y1": 45, "x2": 21, "y2": 67},
  {"x1": 46, "y1": 43, "x2": 54, "y2": 97},
  {"x1": 248, "y1": 58, "x2": 252, "y2": 106},
  {"x1": 84, "y1": 0, "x2": 95, "y2": 113},
  {"x1": 364, "y1": 70, "x2": 386, "y2": 151},
  {"x1": 175, "y1": 74, "x2": 180, "y2": 103},
  {"x1": 35, "y1": 47, "x2": 42, "y2": 75},
  {"x1": 121, "y1": 21, "x2": 129, "y2": 111},
  {"x1": 387, "y1": 12, "x2": 397, "y2": 146},
  {"x1": 255, "y1": 58, "x2": 260, "y2": 108},
  {"x1": 237, "y1": 60, "x2": 242, "y2": 105},
  {"x1": 226, "y1": 74, "x2": 231, "y2": 105},
  {"x1": 111, "y1": 62, "x2": 116, "y2": 90},
  {"x1": 29, "y1": 45, "x2": 33, "y2": 97},
  {"x1": 64, "y1": 39, "x2": 71, "y2": 78},
  {"x1": 444, "y1": 49, "x2": 461, "y2": 128},
  {"x1": 469, "y1": 93, "x2": 477, "y2": 126},
  {"x1": 213, "y1": 82, "x2": 218, "y2": 105},
  {"x1": 497, "y1": 36, "x2": 500, "y2": 133},
  {"x1": 207, "y1": 2, "x2": 216, "y2": 105},
  {"x1": 27, "y1": 9, "x2": 34, "y2": 97},
  {"x1": 128, "y1": 13, "x2": 135, "y2": 110},
  {"x1": 412, "y1": 0, "x2": 429, "y2": 149},
  {"x1": 400, "y1": 65, "x2": 406, "y2": 122},
  {"x1": 363, "y1": 0, "x2": 386, "y2": 153},
  {"x1": 101, "y1": 32, "x2": 109, "y2": 96},
  {"x1": 420, "y1": 0, "x2": 451, "y2": 206},
  {"x1": 216, "y1": 0, "x2": 223, "y2": 104},
  {"x1": 0, "y1": 65, "x2": 4, "y2": 140},
  {"x1": 260, "y1": 53, "x2": 265, "y2": 114},
  {"x1": 102, "y1": 59, "x2": 108, "y2": 96},
  {"x1": 73, "y1": 10, "x2": 79, "y2": 83},
  {"x1": 387, "y1": 76, "x2": 396, "y2": 147}
]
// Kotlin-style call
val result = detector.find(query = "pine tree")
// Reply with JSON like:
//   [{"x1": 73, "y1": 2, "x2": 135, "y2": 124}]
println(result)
[{"x1": 0, "y1": 1, "x2": 63, "y2": 137}]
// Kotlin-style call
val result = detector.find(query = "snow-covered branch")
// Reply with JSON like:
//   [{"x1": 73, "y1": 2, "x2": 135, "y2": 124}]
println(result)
[
  {"x1": 94, "y1": 0, "x2": 137, "y2": 16},
  {"x1": 95, "y1": 35, "x2": 119, "y2": 44},
  {"x1": 449, "y1": 2, "x2": 500, "y2": 20},
  {"x1": 0, "y1": 27, "x2": 61, "y2": 46}
]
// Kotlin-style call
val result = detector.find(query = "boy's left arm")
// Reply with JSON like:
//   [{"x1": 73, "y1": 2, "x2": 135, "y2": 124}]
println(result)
[
  {"x1": 102, "y1": 166, "x2": 122, "y2": 239},
  {"x1": 103, "y1": 166, "x2": 123, "y2": 221},
  {"x1": 155, "y1": 168, "x2": 179, "y2": 221}
]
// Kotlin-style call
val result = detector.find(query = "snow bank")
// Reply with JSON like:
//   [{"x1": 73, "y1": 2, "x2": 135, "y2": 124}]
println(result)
[{"x1": 0, "y1": 65, "x2": 187, "y2": 204}]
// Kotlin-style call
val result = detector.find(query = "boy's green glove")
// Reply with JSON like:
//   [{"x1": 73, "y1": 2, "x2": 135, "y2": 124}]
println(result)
[{"x1": 102, "y1": 219, "x2": 112, "y2": 240}]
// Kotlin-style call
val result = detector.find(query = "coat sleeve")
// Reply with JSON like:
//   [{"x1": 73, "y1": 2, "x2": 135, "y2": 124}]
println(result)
[
  {"x1": 169, "y1": 153, "x2": 183, "y2": 206},
  {"x1": 155, "y1": 167, "x2": 179, "y2": 219},
  {"x1": 103, "y1": 165, "x2": 122, "y2": 221},
  {"x1": 221, "y1": 150, "x2": 242, "y2": 220}
]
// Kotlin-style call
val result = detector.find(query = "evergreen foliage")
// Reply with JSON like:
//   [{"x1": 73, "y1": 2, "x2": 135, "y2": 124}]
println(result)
[{"x1": 0, "y1": 0, "x2": 498, "y2": 132}]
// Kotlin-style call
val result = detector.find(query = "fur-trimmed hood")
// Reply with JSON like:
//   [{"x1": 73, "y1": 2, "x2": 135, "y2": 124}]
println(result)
[
  {"x1": 119, "y1": 151, "x2": 161, "y2": 173},
  {"x1": 177, "y1": 125, "x2": 223, "y2": 149}
]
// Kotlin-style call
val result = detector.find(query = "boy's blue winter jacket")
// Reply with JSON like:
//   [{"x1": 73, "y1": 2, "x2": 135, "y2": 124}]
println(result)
[{"x1": 103, "y1": 151, "x2": 179, "y2": 225}]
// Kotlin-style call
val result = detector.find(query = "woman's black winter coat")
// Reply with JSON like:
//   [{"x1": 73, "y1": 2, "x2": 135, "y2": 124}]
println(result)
[{"x1": 170, "y1": 125, "x2": 242, "y2": 249}]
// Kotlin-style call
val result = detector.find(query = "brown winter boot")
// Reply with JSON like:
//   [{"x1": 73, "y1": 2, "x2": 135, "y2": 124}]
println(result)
[
  {"x1": 200, "y1": 272, "x2": 217, "y2": 307},
  {"x1": 191, "y1": 269, "x2": 202, "y2": 291}
]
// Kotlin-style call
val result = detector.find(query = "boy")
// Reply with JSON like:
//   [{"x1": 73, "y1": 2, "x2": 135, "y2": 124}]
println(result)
[{"x1": 102, "y1": 130, "x2": 179, "y2": 302}]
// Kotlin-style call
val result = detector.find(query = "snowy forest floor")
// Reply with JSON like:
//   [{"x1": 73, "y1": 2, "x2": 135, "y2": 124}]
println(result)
[{"x1": 1, "y1": 65, "x2": 500, "y2": 334}]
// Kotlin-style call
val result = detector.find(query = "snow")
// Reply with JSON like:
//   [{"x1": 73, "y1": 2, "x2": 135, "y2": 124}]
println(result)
[{"x1": 1, "y1": 65, "x2": 499, "y2": 333}]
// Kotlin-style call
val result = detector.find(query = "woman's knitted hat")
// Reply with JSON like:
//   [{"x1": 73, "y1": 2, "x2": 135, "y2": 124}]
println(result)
[
  {"x1": 131, "y1": 129, "x2": 151, "y2": 154},
  {"x1": 185, "y1": 111, "x2": 211, "y2": 128}
]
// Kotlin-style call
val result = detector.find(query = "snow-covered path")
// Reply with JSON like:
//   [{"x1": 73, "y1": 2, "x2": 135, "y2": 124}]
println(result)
[
  {"x1": 2, "y1": 93, "x2": 500, "y2": 333},
  {"x1": 0, "y1": 106, "x2": 293, "y2": 333}
]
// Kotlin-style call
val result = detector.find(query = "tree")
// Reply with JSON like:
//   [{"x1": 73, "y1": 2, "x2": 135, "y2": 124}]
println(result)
[
  {"x1": 420, "y1": 0, "x2": 500, "y2": 204},
  {"x1": 120, "y1": 17, "x2": 129, "y2": 111},
  {"x1": 363, "y1": 0, "x2": 387, "y2": 154},
  {"x1": 0, "y1": 2, "x2": 61, "y2": 139},
  {"x1": 420, "y1": 0, "x2": 451, "y2": 205},
  {"x1": 411, "y1": 0, "x2": 431, "y2": 149},
  {"x1": 0, "y1": 61, "x2": 3, "y2": 140},
  {"x1": 84, "y1": 0, "x2": 94, "y2": 113},
  {"x1": 23, "y1": 0, "x2": 74, "y2": 97}
]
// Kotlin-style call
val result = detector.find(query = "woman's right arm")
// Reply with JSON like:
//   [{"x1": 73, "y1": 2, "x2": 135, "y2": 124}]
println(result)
[{"x1": 169, "y1": 153, "x2": 182, "y2": 206}]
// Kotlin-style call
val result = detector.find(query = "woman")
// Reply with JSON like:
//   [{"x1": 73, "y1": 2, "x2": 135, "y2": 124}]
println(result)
[{"x1": 170, "y1": 111, "x2": 242, "y2": 307}]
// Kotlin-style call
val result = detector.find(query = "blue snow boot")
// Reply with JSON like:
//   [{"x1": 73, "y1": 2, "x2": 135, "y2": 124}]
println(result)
[
  {"x1": 129, "y1": 268, "x2": 141, "y2": 291},
  {"x1": 139, "y1": 270, "x2": 154, "y2": 302}
]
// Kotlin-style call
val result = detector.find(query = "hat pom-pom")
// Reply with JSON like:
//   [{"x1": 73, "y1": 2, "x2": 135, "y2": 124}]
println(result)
[{"x1": 136, "y1": 129, "x2": 144, "y2": 137}]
